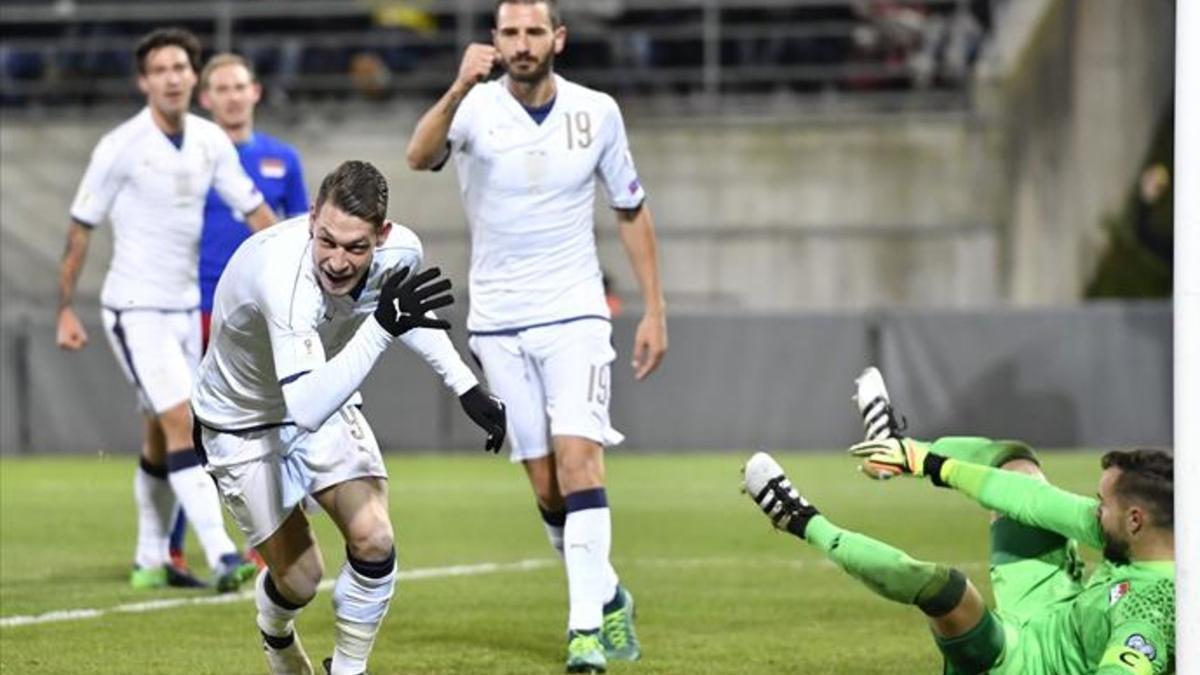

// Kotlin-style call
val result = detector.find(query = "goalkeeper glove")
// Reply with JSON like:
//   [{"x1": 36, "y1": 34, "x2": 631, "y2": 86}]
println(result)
[{"x1": 848, "y1": 437, "x2": 935, "y2": 480}]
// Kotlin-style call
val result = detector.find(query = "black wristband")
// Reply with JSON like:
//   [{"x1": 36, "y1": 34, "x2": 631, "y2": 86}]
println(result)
[{"x1": 924, "y1": 453, "x2": 950, "y2": 488}]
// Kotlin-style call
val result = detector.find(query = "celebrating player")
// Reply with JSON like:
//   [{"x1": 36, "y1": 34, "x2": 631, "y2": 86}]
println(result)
[
  {"x1": 743, "y1": 368, "x2": 1174, "y2": 675},
  {"x1": 191, "y1": 160, "x2": 506, "y2": 675},
  {"x1": 56, "y1": 27, "x2": 275, "y2": 592},
  {"x1": 166, "y1": 52, "x2": 310, "y2": 573},
  {"x1": 406, "y1": 0, "x2": 667, "y2": 670}
]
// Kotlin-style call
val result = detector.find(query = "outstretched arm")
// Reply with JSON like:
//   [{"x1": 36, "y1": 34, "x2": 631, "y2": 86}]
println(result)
[
  {"x1": 851, "y1": 437, "x2": 1105, "y2": 549},
  {"x1": 938, "y1": 458, "x2": 1105, "y2": 549}
]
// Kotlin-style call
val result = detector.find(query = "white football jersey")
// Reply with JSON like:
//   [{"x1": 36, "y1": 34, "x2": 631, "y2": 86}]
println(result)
[
  {"x1": 446, "y1": 74, "x2": 645, "y2": 333},
  {"x1": 69, "y1": 107, "x2": 264, "y2": 310},
  {"x1": 191, "y1": 216, "x2": 423, "y2": 434}
]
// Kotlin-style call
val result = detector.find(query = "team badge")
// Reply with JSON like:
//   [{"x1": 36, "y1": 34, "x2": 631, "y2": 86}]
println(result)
[
  {"x1": 1108, "y1": 582, "x2": 1129, "y2": 606},
  {"x1": 1125, "y1": 634, "x2": 1157, "y2": 661},
  {"x1": 260, "y1": 158, "x2": 286, "y2": 179}
]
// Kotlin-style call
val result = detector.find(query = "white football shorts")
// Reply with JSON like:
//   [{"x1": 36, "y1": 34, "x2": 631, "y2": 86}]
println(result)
[
  {"x1": 101, "y1": 307, "x2": 200, "y2": 415},
  {"x1": 468, "y1": 318, "x2": 624, "y2": 463},
  {"x1": 201, "y1": 405, "x2": 387, "y2": 546}
]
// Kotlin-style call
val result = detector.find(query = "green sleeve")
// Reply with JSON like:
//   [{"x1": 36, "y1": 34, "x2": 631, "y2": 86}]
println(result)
[{"x1": 940, "y1": 458, "x2": 1106, "y2": 550}]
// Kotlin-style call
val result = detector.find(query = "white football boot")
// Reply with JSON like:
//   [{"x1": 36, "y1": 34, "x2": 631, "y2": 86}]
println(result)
[
  {"x1": 264, "y1": 632, "x2": 314, "y2": 675},
  {"x1": 742, "y1": 452, "x2": 818, "y2": 537},
  {"x1": 853, "y1": 366, "x2": 906, "y2": 441}
]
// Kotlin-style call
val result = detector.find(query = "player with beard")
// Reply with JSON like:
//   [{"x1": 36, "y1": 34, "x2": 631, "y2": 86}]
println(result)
[
  {"x1": 742, "y1": 369, "x2": 1175, "y2": 675},
  {"x1": 406, "y1": 1, "x2": 667, "y2": 672}
]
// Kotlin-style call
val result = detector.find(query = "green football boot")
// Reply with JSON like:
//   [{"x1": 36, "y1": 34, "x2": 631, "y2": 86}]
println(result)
[
  {"x1": 214, "y1": 554, "x2": 259, "y2": 593},
  {"x1": 129, "y1": 565, "x2": 168, "y2": 590},
  {"x1": 566, "y1": 631, "x2": 607, "y2": 673},
  {"x1": 600, "y1": 585, "x2": 641, "y2": 661}
]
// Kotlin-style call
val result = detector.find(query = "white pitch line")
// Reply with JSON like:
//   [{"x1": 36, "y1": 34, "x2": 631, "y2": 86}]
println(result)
[{"x1": 0, "y1": 558, "x2": 555, "y2": 629}]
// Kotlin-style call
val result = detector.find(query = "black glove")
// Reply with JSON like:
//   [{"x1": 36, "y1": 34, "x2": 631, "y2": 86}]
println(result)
[
  {"x1": 373, "y1": 267, "x2": 454, "y2": 337},
  {"x1": 459, "y1": 385, "x2": 507, "y2": 453}
]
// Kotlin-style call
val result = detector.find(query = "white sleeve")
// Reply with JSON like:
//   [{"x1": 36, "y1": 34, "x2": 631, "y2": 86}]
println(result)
[
  {"x1": 594, "y1": 98, "x2": 646, "y2": 210},
  {"x1": 257, "y1": 265, "x2": 392, "y2": 431},
  {"x1": 211, "y1": 132, "x2": 265, "y2": 215},
  {"x1": 281, "y1": 320, "x2": 394, "y2": 431},
  {"x1": 446, "y1": 87, "x2": 481, "y2": 154},
  {"x1": 69, "y1": 134, "x2": 126, "y2": 227},
  {"x1": 398, "y1": 326, "x2": 479, "y2": 395}
]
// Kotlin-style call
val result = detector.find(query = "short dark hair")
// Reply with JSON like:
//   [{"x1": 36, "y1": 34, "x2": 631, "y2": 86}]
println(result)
[
  {"x1": 495, "y1": 0, "x2": 561, "y2": 27},
  {"x1": 313, "y1": 161, "x2": 389, "y2": 229},
  {"x1": 135, "y1": 27, "x2": 202, "y2": 75},
  {"x1": 1101, "y1": 448, "x2": 1173, "y2": 528}
]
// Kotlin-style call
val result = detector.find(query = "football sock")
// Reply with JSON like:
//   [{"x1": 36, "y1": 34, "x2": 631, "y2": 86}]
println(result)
[
  {"x1": 563, "y1": 488, "x2": 617, "y2": 632},
  {"x1": 540, "y1": 506, "x2": 566, "y2": 556},
  {"x1": 542, "y1": 505, "x2": 621, "y2": 606},
  {"x1": 805, "y1": 516, "x2": 967, "y2": 617},
  {"x1": 331, "y1": 547, "x2": 396, "y2": 675},
  {"x1": 168, "y1": 506, "x2": 188, "y2": 559},
  {"x1": 133, "y1": 457, "x2": 175, "y2": 569},
  {"x1": 257, "y1": 570, "x2": 308, "y2": 642},
  {"x1": 165, "y1": 448, "x2": 237, "y2": 569}
]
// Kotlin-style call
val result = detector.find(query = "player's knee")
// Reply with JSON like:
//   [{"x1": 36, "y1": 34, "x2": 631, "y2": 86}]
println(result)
[
  {"x1": 993, "y1": 440, "x2": 1040, "y2": 471},
  {"x1": 274, "y1": 555, "x2": 323, "y2": 605},
  {"x1": 554, "y1": 451, "x2": 603, "y2": 492},
  {"x1": 346, "y1": 528, "x2": 394, "y2": 564}
]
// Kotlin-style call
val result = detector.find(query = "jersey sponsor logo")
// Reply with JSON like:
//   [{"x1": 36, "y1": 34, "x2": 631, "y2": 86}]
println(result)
[
  {"x1": 259, "y1": 158, "x2": 287, "y2": 179},
  {"x1": 1109, "y1": 581, "x2": 1130, "y2": 605},
  {"x1": 1125, "y1": 634, "x2": 1157, "y2": 661}
]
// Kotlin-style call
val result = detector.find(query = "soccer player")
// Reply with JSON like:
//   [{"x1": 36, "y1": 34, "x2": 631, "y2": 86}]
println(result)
[
  {"x1": 198, "y1": 52, "x2": 308, "y2": 347},
  {"x1": 191, "y1": 160, "x2": 507, "y2": 675},
  {"x1": 167, "y1": 52, "x2": 310, "y2": 572},
  {"x1": 405, "y1": 1, "x2": 668, "y2": 670},
  {"x1": 56, "y1": 27, "x2": 276, "y2": 592},
  {"x1": 743, "y1": 369, "x2": 1175, "y2": 675}
]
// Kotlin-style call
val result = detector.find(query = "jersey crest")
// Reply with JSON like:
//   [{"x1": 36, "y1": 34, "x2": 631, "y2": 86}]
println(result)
[{"x1": 1108, "y1": 581, "x2": 1130, "y2": 606}]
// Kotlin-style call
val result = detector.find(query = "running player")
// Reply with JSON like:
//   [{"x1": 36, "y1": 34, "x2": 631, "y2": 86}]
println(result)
[
  {"x1": 192, "y1": 160, "x2": 506, "y2": 675},
  {"x1": 406, "y1": 1, "x2": 667, "y2": 670},
  {"x1": 56, "y1": 27, "x2": 275, "y2": 592}
]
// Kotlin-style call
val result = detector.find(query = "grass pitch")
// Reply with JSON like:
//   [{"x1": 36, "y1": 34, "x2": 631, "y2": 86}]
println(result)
[{"x1": 0, "y1": 451, "x2": 1104, "y2": 674}]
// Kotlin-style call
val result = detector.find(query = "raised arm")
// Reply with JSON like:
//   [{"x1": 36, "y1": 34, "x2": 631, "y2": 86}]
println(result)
[
  {"x1": 406, "y1": 44, "x2": 496, "y2": 171},
  {"x1": 850, "y1": 437, "x2": 1106, "y2": 549},
  {"x1": 56, "y1": 220, "x2": 93, "y2": 350}
]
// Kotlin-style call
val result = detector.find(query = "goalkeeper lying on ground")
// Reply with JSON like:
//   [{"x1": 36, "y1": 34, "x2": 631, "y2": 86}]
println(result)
[{"x1": 743, "y1": 367, "x2": 1175, "y2": 674}]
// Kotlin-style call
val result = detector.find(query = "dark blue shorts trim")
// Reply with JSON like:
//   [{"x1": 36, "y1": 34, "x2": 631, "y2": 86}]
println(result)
[{"x1": 469, "y1": 315, "x2": 609, "y2": 337}]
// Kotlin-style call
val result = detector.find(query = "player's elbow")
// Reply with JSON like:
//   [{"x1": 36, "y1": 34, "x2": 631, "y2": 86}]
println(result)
[
  {"x1": 282, "y1": 389, "x2": 326, "y2": 433},
  {"x1": 406, "y1": 149, "x2": 432, "y2": 171}
]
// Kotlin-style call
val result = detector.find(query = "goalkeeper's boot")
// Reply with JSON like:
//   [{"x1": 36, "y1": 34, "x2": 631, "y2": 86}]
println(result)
[
  {"x1": 565, "y1": 631, "x2": 607, "y2": 673},
  {"x1": 263, "y1": 632, "x2": 314, "y2": 675},
  {"x1": 600, "y1": 585, "x2": 640, "y2": 661},
  {"x1": 213, "y1": 553, "x2": 258, "y2": 593},
  {"x1": 742, "y1": 452, "x2": 819, "y2": 539},
  {"x1": 853, "y1": 366, "x2": 906, "y2": 441}
]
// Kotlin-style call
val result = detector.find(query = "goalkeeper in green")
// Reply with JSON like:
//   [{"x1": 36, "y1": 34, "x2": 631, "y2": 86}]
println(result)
[{"x1": 742, "y1": 367, "x2": 1174, "y2": 674}]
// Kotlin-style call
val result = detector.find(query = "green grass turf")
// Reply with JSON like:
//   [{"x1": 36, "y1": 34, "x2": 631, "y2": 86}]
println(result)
[{"x1": 0, "y1": 451, "x2": 1105, "y2": 674}]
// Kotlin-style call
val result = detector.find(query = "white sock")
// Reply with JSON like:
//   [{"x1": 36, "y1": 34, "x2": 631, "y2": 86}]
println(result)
[
  {"x1": 563, "y1": 489, "x2": 614, "y2": 632},
  {"x1": 542, "y1": 509, "x2": 619, "y2": 602},
  {"x1": 133, "y1": 459, "x2": 174, "y2": 569},
  {"x1": 256, "y1": 570, "x2": 305, "y2": 639},
  {"x1": 166, "y1": 450, "x2": 237, "y2": 570},
  {"x1": 331, "y1": 550, "x2": 396, "y2": 674}
]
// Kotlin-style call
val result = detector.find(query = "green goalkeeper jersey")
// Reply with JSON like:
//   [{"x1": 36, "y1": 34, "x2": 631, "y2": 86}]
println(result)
[{"x1": 941, "y1": 457, "x2": 1175, "y2": 675}]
